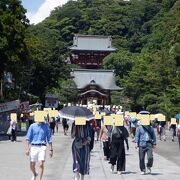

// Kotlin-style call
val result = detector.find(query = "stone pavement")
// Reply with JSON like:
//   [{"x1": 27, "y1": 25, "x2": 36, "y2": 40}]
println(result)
[
  {"x1": 61, "y1": 139, "x2": 180, "y2": 180},
  {"x1": 0, "y1": 125, "x2": 180, "y2": 180}
]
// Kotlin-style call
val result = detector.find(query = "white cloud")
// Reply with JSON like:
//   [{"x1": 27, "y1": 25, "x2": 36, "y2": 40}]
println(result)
[{"x1": 27, "y1": 0, "x2": 69, "y2": 24}]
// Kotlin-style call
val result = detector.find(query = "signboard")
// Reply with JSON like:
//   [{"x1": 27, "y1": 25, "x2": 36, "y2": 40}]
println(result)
[
  {"x1": 158, "y1": 115, "x2": 166, "y2": 122},
  {"x1": 125, "y1": 111, "x2": 130, "y2": 116},
  {"x1": 138, "y1": 114, "x2": 150, "y2": 125},
  {"x1": 114, "y1": 115, "x2": 124, "y2": 126},
  {"x1": 0, "y1": 100, "x2": 20, "y2": 113},
  {"x1": 150, "y1": 114, "x2": 155, "y2": 121},
  {"x1": 111, "y1": 114, "x2": 116, "y2": 118},
  {"x1": 129, "y1": 112, "x2": 137, "y2": 117},
  {"x1": 171, "y1": 118, "x2": 176, "y2": 125},
  {"x1": 34, "y1": 111, "x2": 46, "y2": 122},
  {"x1": 101, "y1": 112, "x2": 106, "y2": 116},
  {"x1": 43, "y1": 108, "x2": 52, "y2": 113},
  {"x1": 10, "y1": 113, "x2": 17, "y2": 121},
  {"x1": 95, "y1": 113, "x2": 101, "y2": 120},
  {"x1": 75, "y1": 117, "x2": 86, "y2": 125},
  {"x1": 48, "y1": 110, "x2": 59, "y2": 118},
  {"x1": 104, "y1": 116, "x2": 113, "y2": 125}
]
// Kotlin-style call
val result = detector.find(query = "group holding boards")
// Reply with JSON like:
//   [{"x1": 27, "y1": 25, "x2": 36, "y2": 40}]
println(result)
[
  {"x1": 74, "y1": 111, "x2": 178, "y2": 127},
  {"x1": 10, "y1": 108, "x2": 59, "y2": 124},
  {"x1": 10, "y1": 108, "x2": 177, "y2": 127}
]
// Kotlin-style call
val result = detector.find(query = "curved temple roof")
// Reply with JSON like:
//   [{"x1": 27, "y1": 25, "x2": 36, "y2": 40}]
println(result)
[
  {"x1": 71, "y1": 69, "x2": 121, "y2": 91},
  {"x1": 69, "y1": 34, "x2": 116, "y2": 52}
]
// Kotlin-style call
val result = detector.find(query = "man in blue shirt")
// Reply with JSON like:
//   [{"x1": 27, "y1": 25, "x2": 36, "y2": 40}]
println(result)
[
  {"x1": 135, "y1": 124, "x2": 156, "y2": 175},
  {"x1": 25, "y1": 121, "x2": 53, "y2": 180}
]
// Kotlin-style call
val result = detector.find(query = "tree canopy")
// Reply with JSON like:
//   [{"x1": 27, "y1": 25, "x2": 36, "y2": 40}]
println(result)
[{"x1": 1, "y1": 0, "x2": 179, "y2": 116}]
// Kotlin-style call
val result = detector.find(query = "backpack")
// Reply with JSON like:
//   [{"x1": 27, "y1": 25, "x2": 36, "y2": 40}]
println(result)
[{"x1": 112, "y1": 126, "x2": 123, "y2": 139}]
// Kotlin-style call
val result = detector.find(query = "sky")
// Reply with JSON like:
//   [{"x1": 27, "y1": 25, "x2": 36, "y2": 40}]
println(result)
[{"x1": 21, "y1": 0, "x2": 69, "y2": 24}]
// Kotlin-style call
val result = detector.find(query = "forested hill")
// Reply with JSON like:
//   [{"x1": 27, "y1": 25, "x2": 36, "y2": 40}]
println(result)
[{"x1": 1, "y1": 0, "x2": 179, "y2": 116}]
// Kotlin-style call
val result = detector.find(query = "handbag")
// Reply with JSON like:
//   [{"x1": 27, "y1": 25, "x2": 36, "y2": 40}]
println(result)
[
  {"x1": 7, "y1": 126, "x2": 12, "y2": 135},
  {"x1": 74, "y1": 138, "x2": 83, "y2": 149}
]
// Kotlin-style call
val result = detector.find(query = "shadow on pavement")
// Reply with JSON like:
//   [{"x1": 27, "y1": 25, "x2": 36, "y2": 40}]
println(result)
[
  {"x1": 0, "y1": 131, "x2": 26, "y2": 141},
  {"x1": 147, "y1": 172, "x2": 163, "y2": 176},
  {"x1": 124, "y1": 171, "x2": 137, "y2": 174}
]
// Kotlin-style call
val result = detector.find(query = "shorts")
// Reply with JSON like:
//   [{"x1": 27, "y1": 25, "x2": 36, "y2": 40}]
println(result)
[{"x1": 30, "y1": 145, "x2": 47, "y2": 162}]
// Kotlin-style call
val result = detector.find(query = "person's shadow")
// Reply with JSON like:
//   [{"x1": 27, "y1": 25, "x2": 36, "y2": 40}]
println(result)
[{"x1": 123, "y1": 171, "x2": 137, "y2": 175}]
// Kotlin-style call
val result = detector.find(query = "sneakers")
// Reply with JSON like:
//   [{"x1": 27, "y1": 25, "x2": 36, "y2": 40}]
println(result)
[
  {"x1": 110, "y1": 165, "x2": 114, "y2": 173},
  {"x1": 140, "y1": 169, "x2": 146, "y2": 175},
  {"x1": 147, "y1": 167, "x2": 151, "y2": 174},
  {"x1": 117, "y1": 171, "x2": 122, "y2": 175},
  {"x1": 31, "y1": 172, "x2": 38, "y2": 180},
  {"x1": 74, "y1": 173, "x2": 80, "y2": 180},
  {"x1": 110, "y1": 165, "x2": 117, "y2": 173},
  {"x1": 140, "y1": 170, "x2": 146, "y2": 175}
]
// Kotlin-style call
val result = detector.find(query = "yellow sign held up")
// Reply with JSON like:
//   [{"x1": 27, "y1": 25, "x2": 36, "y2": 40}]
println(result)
[
  {"x1": 150, "y1": 114, "x2": 155, "y2": 121},
  {"x1": 104, "y1": 116, "x2": 113, "y2": 125},
  {"x1": 129, "y1": 112, "x2": 137, "y2": 118},
  {"x1": 34, "y1": 111, "x2": 46, "y2": 122},
  {"x1": 95, "y1": 113, "x2": 101, "y2": 120},
  {"x1": 48, "y1": 110, "x2": 59, "y2": 118},
  {"x1": 10, "y1": 113, "x2": 17, "y2": 121},
  {"x1": 111, "y1": 114, "x2": 116, "y2": 118},
  {"x1": 158, "y1": 115, "x2": 166, "y2": 122},
  {"x1": 75, "y1": 117, "x2": 86, "y2": 125},
  {"x1": 101, "y1": 112, "x2": 106, "y2": 117},
  {"x1": 125, "y1": 111, "x2": 130, "y2": 116},
  {"x1": 171, "y1": 118, "x2": 176, "y2": 125},
  {"x1": 43, "y1": 108, "x2": 52, "y2": 112},
  {"x1": 114, "y1": 115, "x2": 124, "y2": 126},
  {"x1": 138, "y1": 114, "x2": 150, "y2": 125}
]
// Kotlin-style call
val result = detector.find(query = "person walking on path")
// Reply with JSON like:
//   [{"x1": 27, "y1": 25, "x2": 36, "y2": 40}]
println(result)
[
  {"x1": 10, "y1": 118, "x2": 17, "y2": 142},
  {"x1": 49, "y1": 117, "x2": 56, "y2": 135},
  {"x1": 159, "y1": 121, "x2": 166, "y2": 141},
  {"x1": 25, "y1": 120, "x2": 53, "y2": 180},
  {"x1": 55, "y1": 116, "x2": 60, "y2": 133},
  {"x1": 6, "y1": 116, "x2": 12, "y2": 140},
  {"x1": 109, "y1": 125, "x2": 129, "y2": 174},
  {"x1": 176, "y1": 123, "x2": 180, "y2": 149},
  {"x1": 129, "y1": 117, "x2": 138, "y2": 138},
  {"x1": 135, "y1": 124, "x2": 156, "y2": 175},
  {"x1": 89, "y1": 119, "x2": 95, "y2": 152},
  {"x1": 169, "y1": 123, "x2": 176, "y2": 142},
  {"x1": 71, "y1": 122, "x2": 91, "y2": 180},
  {"x1": 62, "y1": 118, "x2": 69, "y2": 135},
  {"x1": 99, "y1": 124, "x2": 110, "y2": 160}
]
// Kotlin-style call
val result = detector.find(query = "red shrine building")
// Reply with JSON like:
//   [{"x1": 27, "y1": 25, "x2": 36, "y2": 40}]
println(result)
[{"x1": 69, "y1": 34, "x2": 121, "y2": 105}]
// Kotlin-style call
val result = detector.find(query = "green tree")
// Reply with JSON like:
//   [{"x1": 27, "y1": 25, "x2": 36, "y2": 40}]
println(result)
[
  {"x1": 0, "y1": 0, "x2": 29, "y2": 100},
  {"x1": 47, "y1": 79, "x2": 79, "y2": 104}
]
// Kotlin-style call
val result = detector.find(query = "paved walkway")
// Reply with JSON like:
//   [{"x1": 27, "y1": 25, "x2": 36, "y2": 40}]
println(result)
[{"x1": 0, "y1": 125, "x2": 180, "y2": 180}]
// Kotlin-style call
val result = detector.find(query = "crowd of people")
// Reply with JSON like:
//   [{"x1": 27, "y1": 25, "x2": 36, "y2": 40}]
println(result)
[
  {"x1": 69, "y1": 106, "x2": 180, "y2": 180},
  {"x1": 6, "y1": 105, "x2": 179, "y2": 180}
]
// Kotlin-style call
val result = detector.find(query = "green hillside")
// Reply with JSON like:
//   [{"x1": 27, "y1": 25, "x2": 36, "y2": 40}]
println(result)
[{"x1": 1, "y1": 0, "x2": 179, "y2": 116}]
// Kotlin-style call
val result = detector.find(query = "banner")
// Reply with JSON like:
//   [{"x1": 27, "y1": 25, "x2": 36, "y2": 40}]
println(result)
[{"x1": 0, "y1": 100, "x2": 20, "y2": 113}]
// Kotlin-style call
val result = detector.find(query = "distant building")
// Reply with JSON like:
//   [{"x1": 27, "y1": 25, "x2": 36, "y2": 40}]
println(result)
[
  {"x1": 69, "y1": 34, "x2": 121, "y2": 105},
  {"x1": 70, "y1": 34, "x2": 116, "y2": 69},
  {"x1": 45, "y1": 95, "x2": 58, "y2": 108}
]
